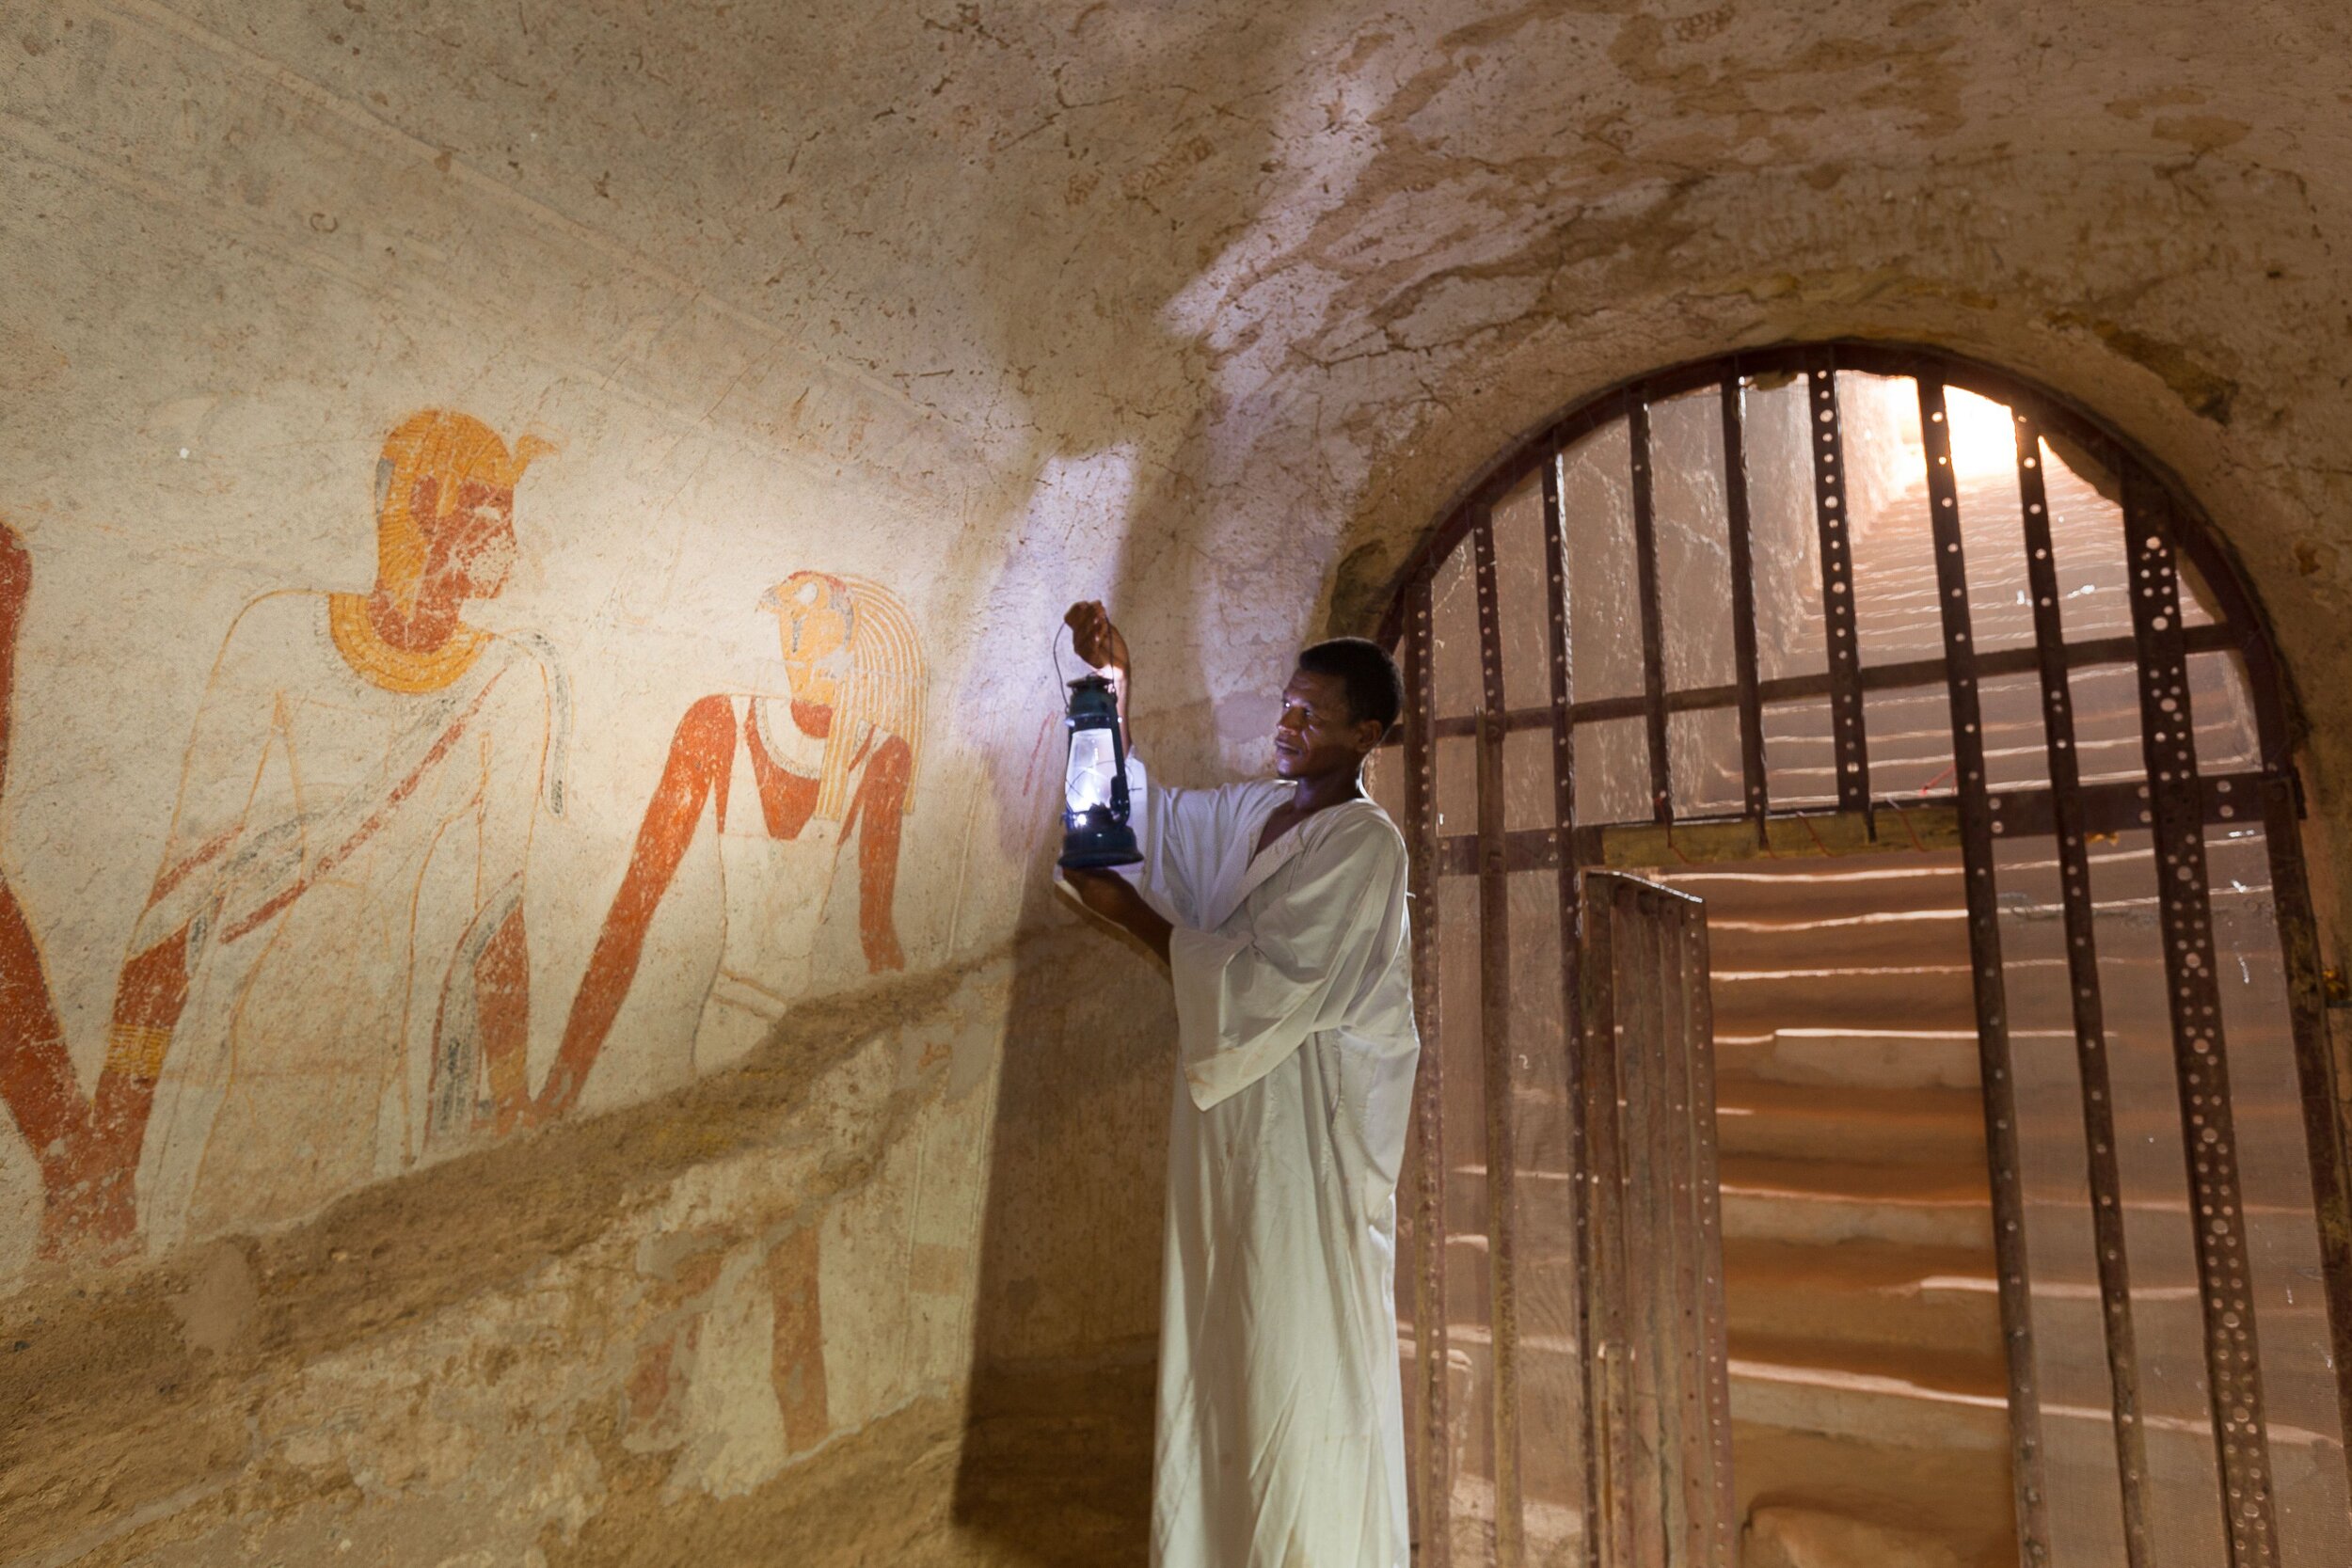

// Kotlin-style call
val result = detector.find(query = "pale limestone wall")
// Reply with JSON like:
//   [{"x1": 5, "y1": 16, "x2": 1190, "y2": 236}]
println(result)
[{"x1": 7, "y1": 1, "x2": 2352, "y2": 1563}]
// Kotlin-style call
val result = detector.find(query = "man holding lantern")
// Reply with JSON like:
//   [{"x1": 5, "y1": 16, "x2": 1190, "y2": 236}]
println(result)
[{"x1": 1059, "y1": 600, "x2": 1420, "y2": 1568}]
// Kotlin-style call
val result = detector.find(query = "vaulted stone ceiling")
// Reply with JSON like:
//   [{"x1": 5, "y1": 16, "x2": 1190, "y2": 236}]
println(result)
[{"x1": 38, "y1": 0, "x2": 2342, "y2": 824}]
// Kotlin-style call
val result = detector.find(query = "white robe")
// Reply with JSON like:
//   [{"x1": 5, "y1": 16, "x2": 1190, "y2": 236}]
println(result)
[{"x1": 1125, "y1": 754, "x2": 1421, "y2": 1568}]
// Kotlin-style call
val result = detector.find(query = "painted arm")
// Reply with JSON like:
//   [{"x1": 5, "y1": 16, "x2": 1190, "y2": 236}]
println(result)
[
  {"x1": 539, "y1": 694, "x2": 736, "y2": 1121},
  {"x1": 0, "y1": 523, "x2": 87, "y2": 1196},
  {"x1": 60, "y1": 599, "x2": 280, "y2": 1251}
]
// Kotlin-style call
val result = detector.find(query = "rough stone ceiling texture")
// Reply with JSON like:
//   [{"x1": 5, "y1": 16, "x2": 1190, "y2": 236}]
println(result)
[{"x1": 18, "y1": 0, "x2": 2352, "y2": 845}]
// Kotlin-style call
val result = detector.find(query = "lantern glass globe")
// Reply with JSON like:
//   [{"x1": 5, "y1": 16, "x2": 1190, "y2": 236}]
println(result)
[{"x1": 1066, "y1": 727, "x2": 1119, "y2": 813}]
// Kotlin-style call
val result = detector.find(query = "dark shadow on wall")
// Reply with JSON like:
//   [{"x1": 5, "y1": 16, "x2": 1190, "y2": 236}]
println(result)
[
  {"x1": 937, "y1": 7, "x2": 1317, "y2": 1553},
  {"x1": 946, "y1": 395, "x2": 1248, "y2": 1557},
  {"x1": 948, "y1": 873, "x2": 1174, "y2": 1562},
  {"x1": 947, "y1": 420, "x2": 1235, "y2": 1560}
]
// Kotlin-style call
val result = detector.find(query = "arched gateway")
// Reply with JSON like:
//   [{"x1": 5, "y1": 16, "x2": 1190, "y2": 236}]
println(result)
[{"x1": 1372, "y1": 343, "x2": 2352, "y2": 1568}]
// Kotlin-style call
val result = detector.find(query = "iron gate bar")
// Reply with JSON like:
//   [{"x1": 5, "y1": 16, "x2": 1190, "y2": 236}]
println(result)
[
  {"x1": 1433, "y1": 768, "x2": 2283, "y2": 878},
  {"x1": 1411, "y1": 624, "x2": 2242, "y2": 741},
  {"x1": 1575, "y1": 877, "x2": 1736, "y2": 1568},
  {"x1": 2259, "y1": 771, "x2": 2352, "y2": 1516},
  {"x1": 1807, "y1": 351, "x2": 1871, "y2": 821},
  {"x1": 2012, "y1": 407, "x2": 2156, "y2": 1567},
  {"x1": 1653, "y1": 891, "x2": 1702, "y2": 1560},
  {"x1": 1628, "y1": 396, "x2": 1674, "y2": 823},
  {"x1": 1471, "y1": 514, "x2": 1527, "y2": 1568},
  {"x1": 1401, "y1": 573, "x2": 1453, "y2": 1568},
  {"x1": 2124, "y1": 468, "x2": 2280, "y2": 1567},
  {"x1": 1679, "y1": 894, "x2": 1739, "y2": 1564},
  {"x1": 1619, "y1": 896, "x2": 1668, "y2": 1568},
  {"x1": 1920, "y1": 377, "x2": 2053, "y2": 1566},
  {"x1": 1541, "y1": 451, "x2": 1602, "y2": 1568},
  {"x1": 1579, "y1": 879, "x2": 1635, "y2": 1568},
  {"x1": 1718, "y1": 374, "x2": 1770, "y2": 826},
  {"x1": 1376, "y1": 341, "x2": 2302, "y2": 695},
  {"x1": 1376, "y1": 341, "x2": 2347, "y2": 1568}
]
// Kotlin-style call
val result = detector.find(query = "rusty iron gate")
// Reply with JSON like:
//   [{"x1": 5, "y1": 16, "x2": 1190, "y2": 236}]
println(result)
[
  {"x1": 1577, "y1": 874, "x2": 1736, "y2": 1568},
  {"x1": 1372, "y1": 342, "x2": 2352, "y2": 1568}
]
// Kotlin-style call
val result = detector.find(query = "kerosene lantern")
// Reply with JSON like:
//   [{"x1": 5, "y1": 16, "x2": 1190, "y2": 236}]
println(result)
[{"x1": 1058, "y1": 673, "x2": 1142, "y2": 869}]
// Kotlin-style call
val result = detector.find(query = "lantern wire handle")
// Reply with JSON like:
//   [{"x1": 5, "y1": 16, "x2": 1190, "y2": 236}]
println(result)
[{"x1": 1051, "y1": 620, "x2": 1073, "y2": 691}]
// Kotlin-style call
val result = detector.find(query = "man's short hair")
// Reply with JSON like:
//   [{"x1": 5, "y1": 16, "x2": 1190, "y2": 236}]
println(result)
[{"x1": 1296, "y1": 637, "x2": 1405, "y2": 736}]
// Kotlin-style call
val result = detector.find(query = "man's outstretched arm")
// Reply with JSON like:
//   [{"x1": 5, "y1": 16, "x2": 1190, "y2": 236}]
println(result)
[{"x1": 1060, "y1": 866, "x2": 1172, "y2": 966}]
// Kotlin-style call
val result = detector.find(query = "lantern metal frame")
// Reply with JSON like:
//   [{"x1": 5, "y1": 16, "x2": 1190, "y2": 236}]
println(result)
[{"x1": 1058, "y1": 672, "x2": 1142, "y2": 870}]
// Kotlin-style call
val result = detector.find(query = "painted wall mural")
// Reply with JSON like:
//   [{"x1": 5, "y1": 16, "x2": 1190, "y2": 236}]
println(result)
[
  {"x1": 0, "y1": 411, "x2": 929, "y2": 1267},
  {"x1": 543, "y1": 571, "x2": 925, "y2": 1117}
]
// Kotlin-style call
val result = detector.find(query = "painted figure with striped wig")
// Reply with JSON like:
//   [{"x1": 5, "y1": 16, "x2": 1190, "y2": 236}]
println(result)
[{"x1": 536, "y1": 570, "x2": 925, "y2": 1117}]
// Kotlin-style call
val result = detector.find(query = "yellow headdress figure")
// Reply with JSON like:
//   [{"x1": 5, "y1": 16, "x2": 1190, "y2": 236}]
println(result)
[
  {"x1": 760, "y1": 571, "x2": 925, "y2": 822},
  {"x1": 373, "y1": 410, "x2": 555, "y2": 612}
]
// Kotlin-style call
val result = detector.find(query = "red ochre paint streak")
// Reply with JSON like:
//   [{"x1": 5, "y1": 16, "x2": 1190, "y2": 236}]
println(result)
[
  {"x1": 0, "y1": 528, "x2": 184, "y2": 1254},
  {"x1": 844, "y1": 733, "x2": 911, "y2": 973},
  {"x1": 146, "y1": 828, "x2": 236, "y2": 911},
  {"x1": 477, "y1": 905, "x2": 532, "y2": 1134},
  {"x1": 47, "y1": 933, "x2": 191, "y2": 1253},
  {"x1": 537, "y1": 694, "x2": 738, "y2": 1121},
  {"x1": 0, "y1": 885, "x2": 79, "y2": 1184},
  {"x1": 0, "y1": 525, "x2": 100, "y2": 1253},
  {"x1": 769, "y1": 1224, "x2": 830, "y2": 1452},
  {"x1": 538, "y1": 693, "x2": 913, "y2": 1120}
]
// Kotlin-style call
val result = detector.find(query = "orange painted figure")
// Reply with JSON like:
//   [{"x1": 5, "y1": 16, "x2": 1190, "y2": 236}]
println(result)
[
  {"x1": 539, "y1": 573, "x2": 921, "y2": 1117},
  {"x1": 0, "y1": 518, "x2": 184, "y2": 1257},
  {"x1": 29, "y1": 412, "x2": 564, "y2": 1254},
  {"x1": 0, "y1": 521, "x2": 88, "y2": 1251}
]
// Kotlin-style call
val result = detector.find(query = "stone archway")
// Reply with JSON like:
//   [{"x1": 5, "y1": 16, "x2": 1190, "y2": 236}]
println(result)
[{"x1": 1375, "y1": 342, "x2": 2352, "y2": 1568}]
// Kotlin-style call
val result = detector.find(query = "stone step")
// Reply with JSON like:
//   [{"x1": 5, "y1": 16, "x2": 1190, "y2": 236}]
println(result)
[
  {"x1": 1406, "y1": 1325, "x2": 2011, "y2": 1455},
  {"x1": 1708, "y1": 1032, "x2": 2310, "y2": 1142},
  {"x1": 1755, "y1": 673, "x2": 2149, "y2": 733},
  {"x1": 1710, "y1": 965, "x2": 1980, "y2": 1036},
  {"x1": 1398, "y1": 1324, "x2": 1590, "y2": 1506},
  {"x1": 1660, "y1": 863, "x2": 1967, "y2": 926},
  {"x1": 1722, "y1": 1240, "x2": 2001, "y2": 1366},
  {"x1": 1756, "y1": 703, "x2": 2249, "y2": 798},
  {"x1": 1715, "y1": 1028, "x2": 1982, "y2": 1091},
  {"x1": 1406, "y1": 1302, "x2": 2335, "y2": 1520},
  {"x1": 1713, "y1": 1081, "x2": 1986, "y2": 1168},
  {"x1": 1730, "y1": 1425, "x2": 2015, "y2": 1568},
  {"x1": 1703, "y1": 894, "x2": 2212, "y2": 973},
  {"x1": 1430, "y1": 1472, "x2": 1583, "y2": 1567},
  {"x1": 1431, "y1": 1160, "x2": 1994, "y2": 1253},
  {"x1": 1719, "y1": 1156, "x2": 1994, "y2": 1250},
  {"x1": 1450, "y1": 1134, "x2": 2318, "y2": 1218},
  {"x1": 1429, "y1": 1233, "x2": 2327, "y2": 1402},
  {"x1": 1661, "y1": 842, "x2": 2181, "y2": 925},
  {"x1": 1442, "y1": 1161, "x2": 1999, "y2": 1255},
  {"x1": 1708, "y1": 909, "x2": 1973, "y2": 974}
]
